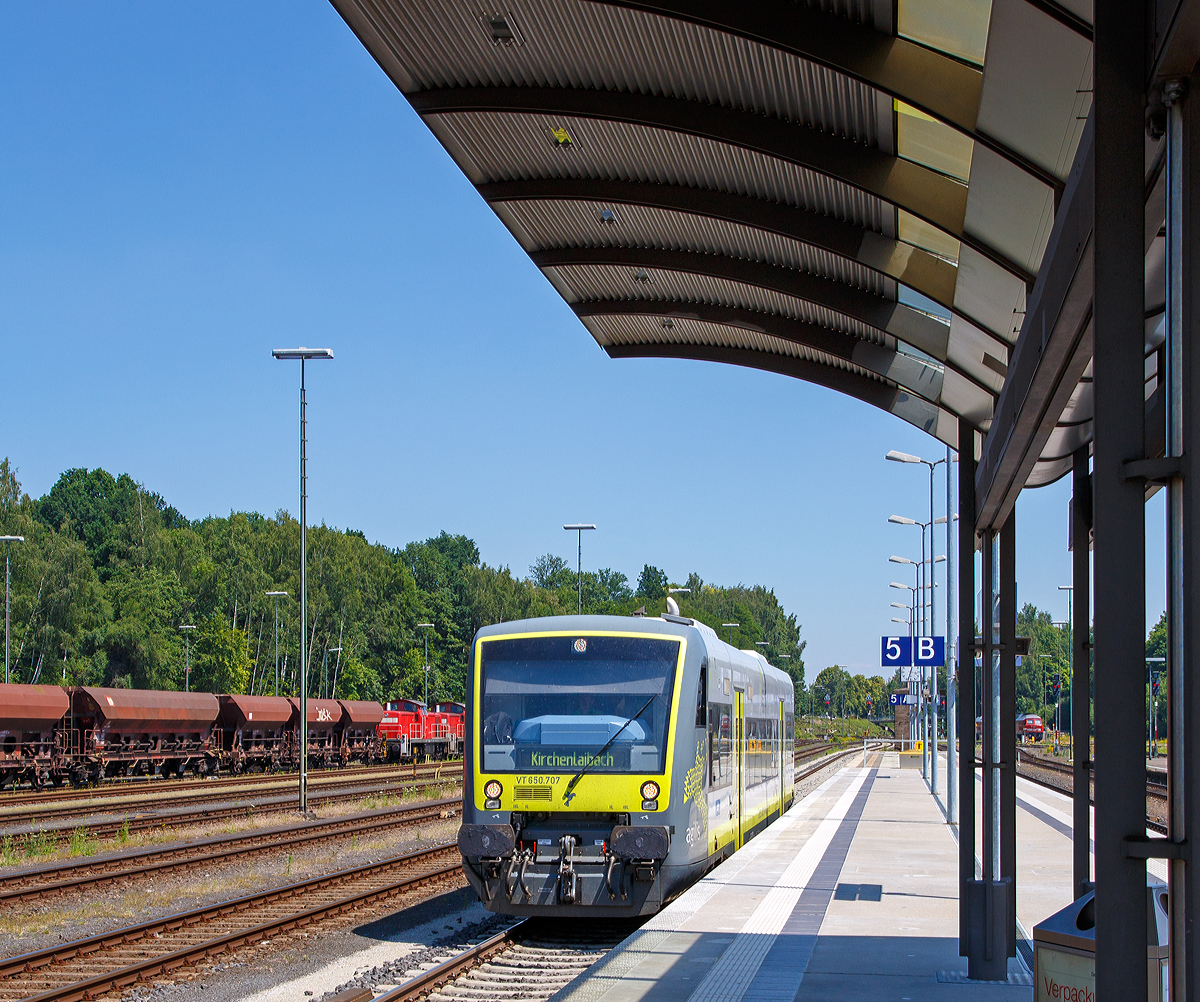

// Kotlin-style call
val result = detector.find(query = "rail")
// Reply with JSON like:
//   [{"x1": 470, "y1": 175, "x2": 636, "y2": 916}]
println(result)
[
  {"x1": 0, "y1": 843, "x2": 462, "y2": 1002},
  {"x1": 2, "y1": 797, "x2": 459, "y2": 905}
]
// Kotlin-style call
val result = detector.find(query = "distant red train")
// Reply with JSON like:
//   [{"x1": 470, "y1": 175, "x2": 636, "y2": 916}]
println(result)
[
  {"x1": 1016, "y1": 714, "x2": 1045, "y2": 742},
  {"x1": 0, "y1": 682, "x2": 464, "y2": 790},
  {"x1": 974, "y1": 714, "x2": 1045, "y2": 742},
  {"x1": 378, "y1": 699, "x2": 465, "y2": 761}
]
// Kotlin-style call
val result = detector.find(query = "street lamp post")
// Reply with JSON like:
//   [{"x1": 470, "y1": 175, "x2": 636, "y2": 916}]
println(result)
[
  {"x1": 890, "y1": 556, "x2": 926, "y2": 771},
  {"x1": 1, "y1": 535, "x2": 24, "y2": 685},
  {"x1": 418, "y1": 623, "x2": 434, "y2": 706},
  {"x1": 1147, "y1": 657, "x2": 1166, "y2": 759},
  {"x1": 721, "y1": 622, "x2": 739, "y2": 646},
  {"x1": 563, "y1": 524, "x2": 596, "y2": 615},
  {"x1": 273, "y1": 346, "x2": 334, "y2": 816},
  {"x1": 890, "y1": 581, "x2": 916, "y2": 746},
  {"x1": 1058, "y1": 585, "x2": 1074, "y2": 753},
  {"x1": 327, "y1": 646, "x2": 343, "y2": 699},
  {"x1": 266, "y1": 591, "x2": 288, "y2": 697},
  {"x1": 179, "y1": 625, "x2": 197, "y2": 692},
  {"x1": 887, "y1": 450, "x2": 947, "y2": 795}
]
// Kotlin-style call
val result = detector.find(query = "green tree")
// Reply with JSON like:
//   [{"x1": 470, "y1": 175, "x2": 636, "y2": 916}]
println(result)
[
  {"x1": 191, "y1": 619, "x2": 251, "y2": 694},
  {"x1": 636, "y1": 565, "x2": 669, "y2": 599}
]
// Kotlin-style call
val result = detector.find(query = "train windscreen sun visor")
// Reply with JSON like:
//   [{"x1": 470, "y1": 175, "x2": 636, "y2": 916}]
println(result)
[{"x1": 479, "y1": 635, "x2": 679, "y2": 774}]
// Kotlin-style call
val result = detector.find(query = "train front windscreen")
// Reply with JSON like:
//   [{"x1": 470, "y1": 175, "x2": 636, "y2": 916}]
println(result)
[{"x1": 479, "y1": 635, "x2": 679, "y2": 775}]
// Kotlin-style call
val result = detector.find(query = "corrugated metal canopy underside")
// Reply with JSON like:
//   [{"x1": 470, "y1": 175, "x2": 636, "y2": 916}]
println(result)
[{"x1": 331, "y1": 0, "x2": 1098, "y2": 479}]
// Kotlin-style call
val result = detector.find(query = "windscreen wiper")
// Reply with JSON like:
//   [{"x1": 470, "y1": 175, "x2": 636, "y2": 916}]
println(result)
[{"x1": 562, "y1": 692, "x2": 657, "y2": 805}]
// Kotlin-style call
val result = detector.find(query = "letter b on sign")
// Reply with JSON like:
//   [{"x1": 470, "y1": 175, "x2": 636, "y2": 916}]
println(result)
[
  {"x1": 913, "y1": 637, "x2": 945, "y2": 666},
  {"x1": 881, "y1": 636, "x2": 912, "y2": 667}
]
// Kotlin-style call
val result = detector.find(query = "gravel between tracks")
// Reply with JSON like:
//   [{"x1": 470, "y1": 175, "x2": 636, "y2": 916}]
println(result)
[{"x1": 111, "y1": 887, "x2": 493, "y2": 1002}]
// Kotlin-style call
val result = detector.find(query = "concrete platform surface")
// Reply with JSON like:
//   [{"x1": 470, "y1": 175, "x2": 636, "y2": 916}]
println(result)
[{"x1": 552, "y1": 761, "x2": 1032, "y2": 1002}]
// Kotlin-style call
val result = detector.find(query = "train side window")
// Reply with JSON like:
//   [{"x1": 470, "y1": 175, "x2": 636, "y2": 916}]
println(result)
[
  {"x1": 709, "y1": 701, "x2": 731, "y2": 788},
  {"x1": 696, "y1": 666, "x2": 707, "y2": 727}
]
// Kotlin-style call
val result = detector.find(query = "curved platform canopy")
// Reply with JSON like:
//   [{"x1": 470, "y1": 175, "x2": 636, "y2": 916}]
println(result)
[{"x1": 332, "y1": 0, "x2": 1096, "y2": 457}]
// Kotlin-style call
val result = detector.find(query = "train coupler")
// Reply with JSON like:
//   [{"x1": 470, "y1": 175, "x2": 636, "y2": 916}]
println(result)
[
  {"x1": 506, "y1": 848, "x2": 535, "y2": 903},
  {"x1": 557, "y1": 835, "x2": 579, "y2": 904}
]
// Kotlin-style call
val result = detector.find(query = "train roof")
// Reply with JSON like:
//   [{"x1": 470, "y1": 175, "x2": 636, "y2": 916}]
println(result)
[
  {"x1": 218, "y1": 694, "x2": 294, "y2": 726},
  {"x1": 75, "y1": 686, "x2": 220, "y2": 726},
  {"x1": 0, "y1": 683, "x2": 70, "y2": 730},
  {"x1": 337, "y1": 699, "x2": 385, "y2": 724},
  {"x1": 472, "y1": 614, "x2": 794, "y2": 690}
]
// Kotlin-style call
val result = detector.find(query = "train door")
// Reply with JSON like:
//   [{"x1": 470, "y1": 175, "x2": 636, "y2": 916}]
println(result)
[
  {"x1": 734, "y1": 689, "x2": 745, "y2": 849},
  {"x1": 778, "y1": 698, "x2": 785, "y2": 818}
]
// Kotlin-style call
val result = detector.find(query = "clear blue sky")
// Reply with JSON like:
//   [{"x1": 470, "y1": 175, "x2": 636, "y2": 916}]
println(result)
[{"x1": 0, "y1": 4, "x2": 1164, "y2": 679}]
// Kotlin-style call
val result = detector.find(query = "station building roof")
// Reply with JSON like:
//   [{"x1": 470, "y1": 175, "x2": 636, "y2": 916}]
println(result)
[{"x1": 331, "y1": 0, "x2": 1105, "y2": 484}]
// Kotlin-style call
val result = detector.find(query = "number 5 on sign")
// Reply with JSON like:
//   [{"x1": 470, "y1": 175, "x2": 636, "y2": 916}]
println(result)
[
  {"x1": 913, "y1": 636, "x2": 945, "y2": 666},
  {"x1": 881, "y1": 636, "x2": 912, "y2": 667}
]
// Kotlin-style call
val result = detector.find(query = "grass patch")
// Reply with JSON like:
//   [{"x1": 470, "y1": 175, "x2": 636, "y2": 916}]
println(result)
[
  {"x1": 1, "y1": 836, "x2": 16, "y2": 866},
  {"x1": 68, "y1": 826, "x2": 98, "y2": 857},
  {"x1": 25, "y1": 829, "x2": 56, "y2": 858}
]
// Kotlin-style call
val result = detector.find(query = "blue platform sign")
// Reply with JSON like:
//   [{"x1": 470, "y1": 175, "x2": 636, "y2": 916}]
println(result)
[
  {"x1": 881, "y1": 636, "x2": 912, "y2": 667},
  {"x1": 913, "y1": 636, "x2": 946, "y2": 666}
]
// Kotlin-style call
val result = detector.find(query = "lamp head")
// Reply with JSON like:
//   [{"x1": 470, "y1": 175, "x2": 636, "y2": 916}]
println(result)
[
  {"x1": 272, "y1": 348, "x2": 334, "y2": 360},
  {"x1": 888, "y1": 515, "x2": 917, "y2": 525},
  {"x1": 886, "y1": 450, "x2": 921, "y2": 464}
]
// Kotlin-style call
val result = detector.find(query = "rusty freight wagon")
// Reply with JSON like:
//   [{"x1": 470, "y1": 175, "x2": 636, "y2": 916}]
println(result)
[
  {"x1": 288, "y1": 697, "x2": 346, "y2": 768},
  {"x1": 70, "y1": 687, "x2": 221, "y2": 782},
  {"x1": 217, "y1": 694, "x2": 294, "y2": 772},
  {"x1": 0, "y1": 684, "x2": 71, "y2": 789},
  {"x1": 336, "y1": 699, "x2": 385, "y2": 764}
]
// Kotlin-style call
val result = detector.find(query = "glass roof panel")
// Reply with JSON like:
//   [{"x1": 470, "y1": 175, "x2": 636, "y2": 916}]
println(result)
[
  {"x1": 897, "y1": 0, "x2": 993, "y2": 67},
  {"x1": 898, "y1": 209, "x2": 961, "y2": 265},
  {"x1": 896, "y1": 101, "x2": 974, "y2": 182}
]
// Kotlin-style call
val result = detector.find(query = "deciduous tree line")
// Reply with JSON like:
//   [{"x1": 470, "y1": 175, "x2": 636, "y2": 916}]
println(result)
[{"x1": 0, "y1": 461, "x2": 808, "y2": 704}]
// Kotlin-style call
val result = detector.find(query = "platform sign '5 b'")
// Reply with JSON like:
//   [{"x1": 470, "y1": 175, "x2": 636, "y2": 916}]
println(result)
[
  {"x1": 913, "y1": 636, "x2": 945, "y2": 666},
  {"x1": 881, "y1": 636, "x2": 912, "y2": 667}
]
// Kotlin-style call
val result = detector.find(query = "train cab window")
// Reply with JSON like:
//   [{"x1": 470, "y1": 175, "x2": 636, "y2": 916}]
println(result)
[
  {"x1": 478, "y1": 634, "x2": 680, "y2": 774},
  {"x1": 695, "y1": 666, "x2": 707, "y2": 727}
]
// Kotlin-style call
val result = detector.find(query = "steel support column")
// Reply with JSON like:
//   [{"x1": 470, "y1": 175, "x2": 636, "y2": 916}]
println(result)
[
  {"x1": 1071, "y1": 445, "x2": 1092, "y2": 899},
  {"x1": 999, "y1": 515, "x2": 1017, "y2": 956},
  {"x1": 1169, "y1": 70, "x2": 1197, "y2": 1002},
  {"x1": 1092, "y1": 0, "x2": 1149, "y2": 992},
  {"x1": 982, "y1": 531, "x2": 997, "y2": 887},
  {"x1": 958, "y1": 420, "x2": 977, "y2": 950},
  {"x1": 948, "y1": 443, "x2": 958, "y2": 824}
]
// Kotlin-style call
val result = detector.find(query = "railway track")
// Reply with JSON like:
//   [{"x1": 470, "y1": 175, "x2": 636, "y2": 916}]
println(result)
[
  {"x1": 0, "y1": 772, "x2": 461, "y2": 839},
  {"x1": 1, "y1": 797, "x2": 460, "y2": 905},
  {"x1": 0, "y1": 762, "x2": 457, "y2": 812},
  {"x1": 0, "y1": 843, "x2": 463, "y2": 1002},
  {"x1": 1012, "y1": 749, "x2": 1169, "y2": 835},
  {"x1": 359, "y1": 755, "x2": 860, "y2": 1002},
  {"x1": 0, "y1": 743, "x2": 866, "y2": 1002},
  {"x1": 368, "y1": 918, "x2": 629, "y2": 1002}
]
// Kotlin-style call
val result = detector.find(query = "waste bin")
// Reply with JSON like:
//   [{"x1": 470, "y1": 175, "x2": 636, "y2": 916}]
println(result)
[{"x1": 1032, "y1": 876, "x2": 1169, "y2": 1001}]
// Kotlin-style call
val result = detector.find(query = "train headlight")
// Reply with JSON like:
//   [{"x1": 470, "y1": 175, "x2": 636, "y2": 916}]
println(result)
[
  {"x1": 484, "y1": 780, "x2": 503, "y2": 799},
  {"x1": 640, "y1": 781, "x2": 660, "y2": 801}
]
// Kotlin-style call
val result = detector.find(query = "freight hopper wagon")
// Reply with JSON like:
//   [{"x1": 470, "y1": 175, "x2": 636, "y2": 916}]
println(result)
[
  {"x1": 0, "y1": 683, "x2": 390, "y2": 787},
  {"x1": 457, "y1": 615, "x2": 795, "y2": 918},
  {"x1": 217, "y1": 695, "x2": 294, "y2": 772},
  {"x1": 71, "y1": 687, "x2": 221, "y2": 783},
  {"x1": 0, "y1": 684, "x2": 71, "y2": 789}
]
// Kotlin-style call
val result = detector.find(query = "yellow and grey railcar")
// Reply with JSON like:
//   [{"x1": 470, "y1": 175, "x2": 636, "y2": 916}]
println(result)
[{"x1": 457, "y1": 614, "x2": 795, "y2": 916}]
